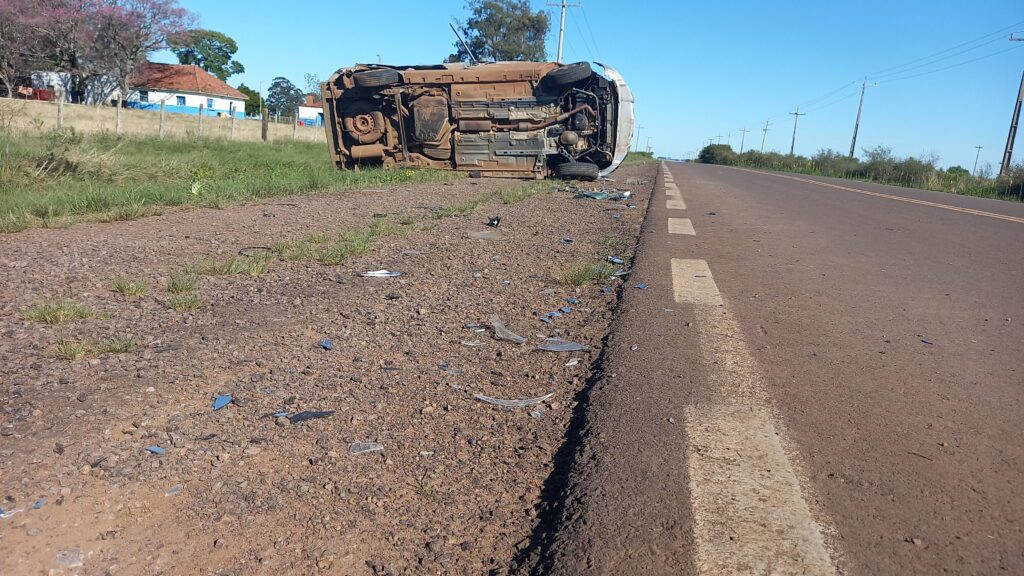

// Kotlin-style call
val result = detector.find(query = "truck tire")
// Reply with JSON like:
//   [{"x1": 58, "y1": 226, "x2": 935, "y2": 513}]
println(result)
[
  {"x1": 352, "y1": 68, "x2": 402, "y2": 88},
  {"x1": 543, "y1": 62, "x2": 592, "y2": 89},
  {"x1": 555, "y1": 161, "x2": 600, "y2": 180}
]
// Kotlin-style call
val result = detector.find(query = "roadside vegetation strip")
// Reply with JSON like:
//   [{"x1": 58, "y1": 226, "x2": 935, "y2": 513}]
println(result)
[
  {"x1": 697, "y1": 144, "x2": 1024, "y2": 202},
  {"x1": 0, "y1": 128, "x2": 460, "y2": 233},
  {"x1": 672, "y1": 259, "x2": 837, "y2": 574}
]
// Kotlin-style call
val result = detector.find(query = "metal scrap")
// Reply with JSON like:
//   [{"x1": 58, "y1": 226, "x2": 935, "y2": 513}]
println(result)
[{"x1": 474, "y1": 392, "x2": 554, "y2": 407}]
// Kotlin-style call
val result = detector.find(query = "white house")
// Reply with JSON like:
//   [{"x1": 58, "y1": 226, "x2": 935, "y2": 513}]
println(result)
[
  {"x1": 298, "y1": 93, "x2": 324, "y2": 127},
  {"x1": 30, "y1": 71, "x2": 120, "y2": 105},
  {"x1": 125, "y1": 61, "x2": 246, "y2": 118}
]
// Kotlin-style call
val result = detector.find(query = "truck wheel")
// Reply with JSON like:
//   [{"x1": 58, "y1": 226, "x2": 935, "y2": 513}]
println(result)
[
  {"x1": 543, "y1": 62, "x2": 592, "y2": 89},
  {"x1": 352, "y1": 68, "x2": 402, "y2": 88},
  {"x1": 554, "y1": 161, "x2": 600, "y2": 180}
]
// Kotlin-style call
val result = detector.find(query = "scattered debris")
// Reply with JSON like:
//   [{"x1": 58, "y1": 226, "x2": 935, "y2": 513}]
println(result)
[
  {"x1": 579, "y1": 190, "x2": 609, "y2": 200},
  {"x1": 56, "y1": 548, "x2": 84, "y2": 568},
  {"x1": 31, "y1": 498, "x2": 45, "y2": 510},
  {"x1": 288, "y1": 410, "x2": 335, "y2": 423},
  {"x1": 489, "y1": 315, "x2": 526, "y2": 344},
  {"x1": 560, "y1": 306, "x2": 572, "y2": 313},
  {"x1": 145, "y1": 446, "x2": 166, "y2": 455},
  {"x1": 0, "y1": 507, "x2": 23, "y2": 519},
  {"x1": 529, "y1": 409, "x2": 545, "y2": 419},
  {"x1": 565, "y1": 358, "x2": 580, "y2": 367},
  {"x1": 706, "y1": 211, "x2": 717, "y2": 216},
  {"x1": 212, "y1": 394, "x2": 232, "y2": 411},
  {"x1": 537, "y1": 337, "x2": 590, "y2": 352},
  {"x1": 360, "y1": 270, "x2": 402, "y2": 278},
  {"x1": 607, "y1": 255, "x2": 625, "y2": 265},
  {"x1": 602, "y1": 286, "x2": 613, "y2": 294},
  {"x1": 165, "y1": 484, "x2": 184, "y2": 497},
  {"x1": 921, "y1": 339, "x2": 934, "y2": 345},
  {"x1": 539, "y1": 316, "x2": 553, "y2": 324},
  {"x1": 319, "y1": 338, "x2": 334, "y2": 351},
  {"x1": 560, "y1": 237, "x2": 573, "y2": 244},
  {"x1": 474, "y1": 393, "x2": 554, "y2": 407},
  {"x1": 349, "y1": 442, "x2": 384, "y2": 455},
  {"x1": 461, "y1": 340, "x2": 483, "y2": 347},
  {"x1": 486, "y1": 215, "x2": 501, "y2": 228},
  {"x1": 567, "y1": 297, "x2": 580, "y2": 305},
  {"x1": 631, "y1": 344, "x2": 639, "y2": 351},
  {"x1": 636, "y1": 283, "x2": 649, "y2": 290}
]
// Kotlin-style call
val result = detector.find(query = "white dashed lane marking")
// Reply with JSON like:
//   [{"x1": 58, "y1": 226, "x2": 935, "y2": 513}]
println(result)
[
  {"x1": 671, "y1": 258, "x2": 838, "y2": 575},
  {"x1": 668, "y1": 217, "x2": 695, "y2": 235}
]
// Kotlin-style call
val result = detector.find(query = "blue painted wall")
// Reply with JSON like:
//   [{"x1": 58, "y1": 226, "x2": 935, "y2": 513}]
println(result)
[{"x1": 126, "y1": 101, "x2": 246, "y2": 119}]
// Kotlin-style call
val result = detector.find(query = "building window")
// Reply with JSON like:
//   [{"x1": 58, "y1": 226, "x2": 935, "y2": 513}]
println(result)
[
  {"x1": 176, "y1": 95, "x2": 185, "y2": 106},
  {"x1": 139, "y1": 90, "x2": 148, "y2": 103},
  {"x1": 207, "y1": 98, "x2": 215, "y2": 110}
]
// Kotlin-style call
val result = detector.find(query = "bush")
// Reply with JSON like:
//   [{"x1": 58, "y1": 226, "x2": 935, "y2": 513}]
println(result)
[{"x1": 697, "y1": 144, "x2": 737, "y2": 165}]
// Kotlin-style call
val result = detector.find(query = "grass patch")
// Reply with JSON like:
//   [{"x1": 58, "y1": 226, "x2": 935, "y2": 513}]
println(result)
[
  {"x1": 430, "y1": 195, "x2": 490, "y2": 219},
  {"x1": 168, "y1": 293, "x2": 202, "y2": 312},
  {"x1": 54, "y1": 334, "x2": 138, "y2": 360},
  {"x1": 271, "y1": 217, "x2": 404, "y2": 266},
  {"x1": 0, "y1": 128, "x2": 461, "y2": 233},
  {"x1": 559, "y1": 262, "x2": 618, "y2": 286},
  {"x1": 624, "y1": 151, "x2": 657, "y2": 164},
  {"x1": 602, "y1": 236, "x2": 631, "y2": 256},
  {"x1": 21, "y1": 299, "x2": 99, "y2": 324},
  {"x1": 111, "y1": 277, "x2": 149, "y2": 296},
  {"x1": 166, "y1": 269, "x2": 199, "y2": 294},
  {"x1": 497, "y1": 181, "x2": 552, "y2": 204},
  {"x1": 197, "y1": 253, "x2": 272, "y2": 277}
]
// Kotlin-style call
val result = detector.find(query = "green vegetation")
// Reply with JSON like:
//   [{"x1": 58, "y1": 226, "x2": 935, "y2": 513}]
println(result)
[
  {"x1": 430, "y1": 195, "x2": 492, "y2": 219},
  {"x1": 197, "y1": 252, "x2": 272, "y2": 277},
  {"x1": 21, "y1": 299, "x2": 100, "y2": 325},
  {"x1": 0, "y1": 128, "x2": 458, "y2": 233},
  {"x1": 624, "y1": 151, "x2": 657, "y2": 164},
  {"x1": 559, "y1": 262, "x2": 618, "y2": 286},
  {"x1": 111, "y1": 277, "x2": 149, "y2": 296},
  {"x1": 166, "y1": 269, "x2": 199, "y2": 294},
  {"x1": 602, "y1": 236, "x2": 631, "y2": 256},
  {"x1": 497, "y1": 181, "x2": 553, "y2": 204},
  {"x1": 272, "y1": 216, "x2": 404, "y2": 265},
  {"x1": 697, "y1": 144, "x2": 1024, "y2": 202},
  {"x1": 55, "y1": 335, "x2": 138, "y2": 360},
  {"x1": 168, "y1": 293, "x2": 202, "y2": 312}
]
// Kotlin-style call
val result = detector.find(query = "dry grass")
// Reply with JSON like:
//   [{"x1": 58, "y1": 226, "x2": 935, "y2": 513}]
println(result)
[
  {"x1": 111, "y1": 277, "x2": 149, "y2": 296},
  {"x1": 54, "y1": 334, "x2": 137, "y2": 360},
  {"x1": 168, "y1": 293, "x2": 201, "y2": 312},
  {"x1": 559, "y1": 262, "x2": 618, "y2": 286},
  {"x1": 166, "y1": 269, "x2": 199, "y2": 294},
  {"x1": 197, "y1": 253, "x2": 272, "y2": 277},
  {"x1": 21, "y1": 298, "x2": 100, "y2": 324}
]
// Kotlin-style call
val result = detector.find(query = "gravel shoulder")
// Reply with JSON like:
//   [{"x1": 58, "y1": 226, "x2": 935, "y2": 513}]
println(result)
[{"x1": 0, "y1": 163, "x2": 657, "y2": 575}]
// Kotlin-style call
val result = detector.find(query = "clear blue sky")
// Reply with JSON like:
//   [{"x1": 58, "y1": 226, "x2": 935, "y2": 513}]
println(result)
[{"x1": 157, "y1": 0, "x2": 1024, "y2": 170}]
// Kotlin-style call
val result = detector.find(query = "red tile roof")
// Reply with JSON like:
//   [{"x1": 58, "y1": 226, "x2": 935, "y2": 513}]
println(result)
[{"x1": 132, "y1": 61, "x2": 247, "y2": 100}]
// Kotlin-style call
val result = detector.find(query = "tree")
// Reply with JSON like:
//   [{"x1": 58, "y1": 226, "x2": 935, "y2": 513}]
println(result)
[
  {"x1": 235, "y1": 83, "x2": 261, "y2": 116},
  {"x1": 168, "y1": 29, "x2": 244, "y2": 81},
  {"x1": 698, "y1": 144, "x2": 737, "y2": 165},
  {"x1": 100, "y1": 0, "x2": 195, "y2": 98},
  {"x1": 303, "y1": 72, "x2": 321, "y2": 100},
  {"x1": 265, "y1": 76, "x2": 301, "y2": 117},
  {"x1": 0, "y1": 0, "x2": 44, "y2": 98},
  {"x1": 448, "y1": 0, "x2": 548, "y2": 63}
]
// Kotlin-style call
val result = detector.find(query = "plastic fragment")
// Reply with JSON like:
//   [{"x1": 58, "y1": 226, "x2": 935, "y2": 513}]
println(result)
[
  {"x1": 31, "y1": 498, "x2": 45, "y2": 510},
  {"x1": 602, "y1": 286, "x2": 613, "y2": 294},
  {"x1": 0, "y1": 507, "x2": 23, "y2": 519},
  {"x1": 212, "y1": 394, "x2": 232, "y2": 411},
  {"x1": 360, "y1": 270, "x2": 402, "y2": 278},
  {"x1": 921, "y1": 339, "x2": 934, "y2": 345},
  {"x1": 269, "y1": 411, "x2": 291, "y2": 418},
  {"x1": 548, "y1": 310, "x2": 563, "y2": 318},
  {"x1": 560, "y1": 237, "x2": 573, "y2": 244},
  {"x1": 56, "y1": 548, "x2": 84, "y2": 568},
  {"x1": 581, "y1": 190, "x2": 609, "y2": 200},
  {"x1": 145, "y1": 445, "x2": 166, "y2": 455},
  {"x1": 607, "y1": 255, "x2": 625, "y2": 265},
  {"x1": 289, "y1": 410, "x2": 335, "y2": 423},
  {"x1": 474, "y1": 392, "x2": 554, "y2": 407},
  {"x1": 560, "y1": 306, "x2": 572, "y2": 313},
  {"x1": 636, "y1": 284, "x2": 649, "y2": 290},
  {"x1": 165, "y1": 484, "x2": 183, "y2": 497},
  {"x1": 529, "y1": 409, "x2": 545, "y2": 419},
  {"x1": 489, "y1": 315, "x2": 526, "y2": 344},
  {"x1": 350, "y1": 442, "x2": 384, "y2": 455},
  {"x1": 707, "y1": 211, "x2": 717, "y2": 216},
  {"x1": 631, "y1": 344, "x2": 639, "y2": 351},
  {"x1": 486, "y1": 215, "x2": 501, "y2": 228},
  {"x1": 319, "y1": 338, "x2": 334, "y2": 351},
  {"x1": 461, "y1": 340, "x2": 483, "y2": 346},
  {"x1": 612, "y1": 268, "x2": 630, "y2": 278},
  {"x1": 539, "y1": 316, "x2": 552, "y2": 324},
  {"x1": 565, "y1": 358, "x2": 580, "y2": 367},
  {"x1": 537, "y1": 338, "x2": 591, "y2": 352},
  {"x1": 567, "y1": 297, "x2": 580, "y2": 305}
]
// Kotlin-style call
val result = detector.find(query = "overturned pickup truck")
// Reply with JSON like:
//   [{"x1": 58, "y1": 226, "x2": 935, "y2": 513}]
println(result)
[{"x1": 320, "y1": 61, "x2": 633, "y2": 180}]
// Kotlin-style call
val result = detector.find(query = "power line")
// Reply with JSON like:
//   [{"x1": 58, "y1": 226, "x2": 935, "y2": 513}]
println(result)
[
  {"x1": 568, "y1": 10, "x2": 597, "y2": 62},
  {"x1": 578, "y1": 4, "x2": 604, "y2": 61},
  {"x1": 877, "y1": 44, "x2": 1024, "y2": 85},
  {"x1": 867, "y1": 19, "x2": 1024, "y2": 77},
  {"x1": 871, "y1": 35, "x2": 1006, "y2": 80}
]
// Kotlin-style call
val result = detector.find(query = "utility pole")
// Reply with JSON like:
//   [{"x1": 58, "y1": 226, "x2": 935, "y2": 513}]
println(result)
[
  {"x1": 973, "y1": 145, "x2": 984, "y2": 176},
  {"x1": 548, "y1": 1, "x2": 580, "y2": 63},
  {"x1": 760, "y1": 120, "x2": 771, "y2": 153},
  {"x1": 738, "y1": 127, "x2": 750, "y2": 154},
  {"x1": 1000, "y1": 34, "x2": 1024, "y2": 175},
  {"x1": 715, "y1": 134, "x2": 723, "y2": 145},
  {"x1": 788, "y1": 106, "x2": 806, "y2": 156},
  {"x1": 646, "y1": 136, "x2": 652, "y2": 153},
  {"x1": 727, "y1": 131, "x2": 732, "y2": 146},
  {"x1": 849, "y1": 79, "x2": 868, "y2": 158},
  {"x1": 633, "y1": 125, "x2": 643, "y2": 152}
]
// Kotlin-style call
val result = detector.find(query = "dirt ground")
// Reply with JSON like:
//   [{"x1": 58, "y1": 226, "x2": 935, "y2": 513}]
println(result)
[{"x1": 0, "y1": 162, "x2": 656, "y2": 575}]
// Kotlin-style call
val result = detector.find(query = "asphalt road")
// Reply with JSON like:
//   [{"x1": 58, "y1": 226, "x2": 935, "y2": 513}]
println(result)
[{"x1": 537, "y1": 162, "x2": 1024, "y2": 575}]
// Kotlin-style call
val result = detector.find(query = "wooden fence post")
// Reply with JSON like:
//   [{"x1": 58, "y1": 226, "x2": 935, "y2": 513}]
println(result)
[
  {"x1": 115, "y1": 97, "x2": 122, "y2": 134},
  {"x1": 57, "y1": 96, "x2": 64, "y2": 129},
  {"x1": 198, "y1": 103, "x2": 204, "y2": 137},
  {"x1": 261, "y1": 107, "x2": 269, "y2": 142},
  {"x1": 159, "y1": 100, "x2": 165, "y2": 139},
  {"x1": 292, "y1": 110, "x2": 298, "y2": 141},
  {"x1": 230, "y1": 104, "x2": 235, "y2": 141}
]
